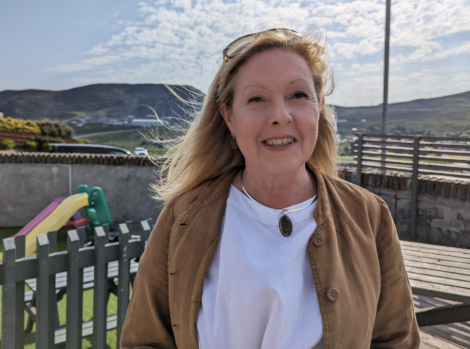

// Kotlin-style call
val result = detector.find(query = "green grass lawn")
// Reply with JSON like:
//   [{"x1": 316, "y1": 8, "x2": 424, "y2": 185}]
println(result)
[
  {"x1": 337, "y1": 156, "x2": 354, "y2": 162},
  {"x1": 0, "y1": 227, "x2": 123, "y2": 348},
  {"x1": 0, "y1": 287, "x2": 120, "y2": 348}
]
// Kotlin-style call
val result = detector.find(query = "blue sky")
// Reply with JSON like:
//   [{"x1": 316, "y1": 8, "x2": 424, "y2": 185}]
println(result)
[{"x1": 1, "y1": 0, "x2": 469, "y2": 106}]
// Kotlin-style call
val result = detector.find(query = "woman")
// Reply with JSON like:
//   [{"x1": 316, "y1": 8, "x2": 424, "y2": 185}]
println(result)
[{"x1": 121, "y1": 29, "x2": 420, "y2": 349}]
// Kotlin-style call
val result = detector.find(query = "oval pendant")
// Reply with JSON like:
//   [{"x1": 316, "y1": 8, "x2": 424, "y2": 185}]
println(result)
[{"x1": 279, "y1": 215, "x2": 293, "y2": 237}]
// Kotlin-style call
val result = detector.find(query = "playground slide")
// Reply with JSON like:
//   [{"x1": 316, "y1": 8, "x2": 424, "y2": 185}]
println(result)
[
  {"x1": 14, "y1": 197, "x2": 66, "y2": 237},
  {"x1": 24, "y1": 193, "x2": 90, "y2": 257}
]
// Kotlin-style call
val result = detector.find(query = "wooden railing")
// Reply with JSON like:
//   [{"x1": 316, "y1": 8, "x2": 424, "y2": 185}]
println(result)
[
  {"x1": 351, "y1": 134, "x2": 470, "y2": 240},
  {"x1": 0, "y1": 220, "x2": 152, "y2": 349}
]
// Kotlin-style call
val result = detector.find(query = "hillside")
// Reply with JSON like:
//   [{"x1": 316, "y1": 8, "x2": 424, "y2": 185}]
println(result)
[
  {"x1": 1, "y1": 84, "x2": 469, "y2": 136},
  {"x1": 335, "y1": 90, "x2": 470, "y2": 136},
  {"x1": 0, "y1": 84, "x2": 203, "y2": 124}
]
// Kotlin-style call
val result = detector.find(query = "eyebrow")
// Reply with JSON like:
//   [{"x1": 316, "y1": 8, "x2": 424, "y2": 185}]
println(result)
[{"x1": 243, "y1": 78, "x2": 310, "y2": 92}]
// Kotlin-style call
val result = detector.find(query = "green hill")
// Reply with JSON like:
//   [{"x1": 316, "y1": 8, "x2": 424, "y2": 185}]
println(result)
[
  {"x1": 0, "y1": 84, "x2": 203, "y2": 124},
  {"x1": 335, "y1": 90, "x2": 470, "y2": 136}
]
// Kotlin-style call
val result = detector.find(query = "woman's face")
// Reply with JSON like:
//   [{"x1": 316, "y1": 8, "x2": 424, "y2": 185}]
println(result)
[{"x1": 221, "y1": 48, "x2": 322, "y2": 178}]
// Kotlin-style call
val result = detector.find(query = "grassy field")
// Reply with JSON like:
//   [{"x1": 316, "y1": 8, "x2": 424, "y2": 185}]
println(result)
[
  {"x1": 0, "y1": 227, "x2": 122, "y2": 348},
  {"x1": 72, "y1": 124, "x2": 183, "y2": 155}
]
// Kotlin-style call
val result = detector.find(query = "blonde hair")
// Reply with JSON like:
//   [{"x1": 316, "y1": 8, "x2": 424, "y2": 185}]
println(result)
[{"x1": 153, "y1": 30, "x2": 338, "y2": 203}]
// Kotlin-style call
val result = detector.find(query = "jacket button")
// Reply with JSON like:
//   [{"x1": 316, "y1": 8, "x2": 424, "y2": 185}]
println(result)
[
  {"x1": 313, "y1": 235, "x2": 325, "y2": 247},
  {"x1": 327, "y1": 288, "x2": 339, "y2": 302}
]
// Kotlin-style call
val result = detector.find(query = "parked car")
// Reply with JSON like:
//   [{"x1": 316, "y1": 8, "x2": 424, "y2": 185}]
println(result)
[
  {"x1": 48, "y1": 143, "x2": 132, "y2": 155},
  {"x1": 132, "y1": 147, "x2": 149, "y2": 156}
]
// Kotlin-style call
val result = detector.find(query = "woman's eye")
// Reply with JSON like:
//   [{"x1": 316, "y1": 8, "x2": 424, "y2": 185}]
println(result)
[
  {"x1": 292, "y1": 92, "x2": 308, "y2": 99},
  {"x1": 248, "y1": 96, "x2": 263, "y2": 103}
]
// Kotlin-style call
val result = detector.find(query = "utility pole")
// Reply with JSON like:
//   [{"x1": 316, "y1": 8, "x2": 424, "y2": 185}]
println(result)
[{"x1": 382, "y1": 0, "x2": 391, "y2": 135}]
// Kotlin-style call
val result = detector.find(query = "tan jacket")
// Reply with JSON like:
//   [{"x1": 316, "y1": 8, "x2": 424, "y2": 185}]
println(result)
[{"x1": 121, "y1": 166, "x2": 420, "y2": 349}]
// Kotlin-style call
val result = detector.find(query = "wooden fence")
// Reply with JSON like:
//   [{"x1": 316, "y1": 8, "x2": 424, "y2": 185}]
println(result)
[
  {"x1": 353, "y1": 134, "x2": 470, "y2": 239},
  {"x1": 0, "y1": 220, "x2": 152, "y2": 349}
]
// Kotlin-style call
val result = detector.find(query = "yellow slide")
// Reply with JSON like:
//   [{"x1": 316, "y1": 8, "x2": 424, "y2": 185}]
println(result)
[{"x1": 24, "y1": 193, "x2": 90, "y2": 257}]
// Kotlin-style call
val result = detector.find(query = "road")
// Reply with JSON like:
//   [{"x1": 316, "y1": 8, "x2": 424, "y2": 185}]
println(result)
[{"x1": 75, "y1": 129, "x2": 139, "y2": 138}]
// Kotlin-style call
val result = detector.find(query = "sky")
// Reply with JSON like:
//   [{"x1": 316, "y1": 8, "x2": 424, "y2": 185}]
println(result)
[{"x1": 1, "y1": 0, "x2": 469, "y2": 106}]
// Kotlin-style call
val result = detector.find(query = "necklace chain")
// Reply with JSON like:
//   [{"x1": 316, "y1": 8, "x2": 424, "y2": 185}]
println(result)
[{"x1": 240, "y1": 169, "x2": 317, "y2": 215}]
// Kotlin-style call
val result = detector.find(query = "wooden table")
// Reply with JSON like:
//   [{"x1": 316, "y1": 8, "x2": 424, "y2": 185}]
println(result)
[{"x1": 400, "y1": 240, "x2": 470, "y2": 326}]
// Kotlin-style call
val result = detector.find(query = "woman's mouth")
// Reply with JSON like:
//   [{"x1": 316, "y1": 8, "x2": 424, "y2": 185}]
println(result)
[{"x1": 263, "y1": 137, "x2": 296, "y2": 147}]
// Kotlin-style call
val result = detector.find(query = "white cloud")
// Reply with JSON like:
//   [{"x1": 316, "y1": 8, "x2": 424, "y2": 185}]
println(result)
[{"x1": 50, "y1": 0, "x2": 470, "y2": 105}]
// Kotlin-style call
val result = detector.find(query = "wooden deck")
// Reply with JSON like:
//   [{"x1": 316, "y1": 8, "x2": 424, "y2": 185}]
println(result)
[
  {"x1": 416, "y1": 294, "x2": 470, "y2": 348},
  {"x1": 399, "y1": 240, "x2": 470, "y2": 348}
]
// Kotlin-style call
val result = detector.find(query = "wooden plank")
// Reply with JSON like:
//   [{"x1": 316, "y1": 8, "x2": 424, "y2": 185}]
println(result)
[
  {"x1": 419, "y1": 330, "x2": 468, "y2": 349},
  {"x1": 93, "y1": 226, "x2": 107, "y2": 349},
  {"x1": 407, "y1": 272, "x2": 470, "y2": 290},
  {"x1": 14, "y1": 235, "x2": 25, "y2": 349},
  {"x1": 77, "y1": 226, "x2": 86, "y2": 247},
  {"x1": 401, "y1": 241, "x2": 470, "y2": 256},
  {"x1": 54, "y1": 314, "x2": 118, "y2": 345},
  {"x1": 401, "y1": 246, "x2": 470, "y2": 260},
  {"x1": 403, "y1": 255, "x2": 470, "y2": 271},
  {"x1": 404, "y1": 260, "x2": 470, "y2": 277},
  {"x1": 402, "y1": 250, "x2": 470, "y2": 265},
  {"x1": 116, "y1": 223, "x2": 130, "y2": 347},
  {"x1": 47, "y1": 230, "x2": 58, "y2": 345},
  {"x1": 409, "y1": 278, "x2": 470, "y2": 298},
  {"x1": 420, "y1": 326, "x2": 470, "y2": 348},
  {"x1": 2, "y1": 238, "x2": 17, "y2": 349},
  {"x1": 405, "y1": 266, "x2": 470, "y2": 283},
  {"x1": 36, "y1": 234, "x2": 50, "y2": 349},
  {"x1": 66, "y1": 230, "x2": 81, "y2": 349}
]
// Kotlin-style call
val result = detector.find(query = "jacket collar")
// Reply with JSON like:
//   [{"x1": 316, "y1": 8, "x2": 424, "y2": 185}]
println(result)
[{"x1": 187, "y1": 164, "x2": 332, "y2": 226}]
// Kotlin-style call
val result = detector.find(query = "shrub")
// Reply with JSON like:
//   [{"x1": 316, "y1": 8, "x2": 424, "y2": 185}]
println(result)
[
  {"x1": 0, "y1": 139, "x2": 15, "y2": 150},
  {"x1": 0, "y1": 117, "x2": 41, "y2": 134},
  {"x1": 36, "y1": 120, "x2": 74, "y2": 138},
  {"x1": 77, "y1": 138, "x2": 91, "y2": 144},
  {"x1": 338, "y1": 142, "x2": 350, "y2": 156},
  {"x1": 24, "y1": 140, "x2": 38, "y2": 151}
]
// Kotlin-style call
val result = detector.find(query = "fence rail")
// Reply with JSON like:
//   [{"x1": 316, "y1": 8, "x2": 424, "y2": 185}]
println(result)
[
  {"x1": 0, "y1": 220, "x2": 152, "y2": 349},
  {"x1": 350, "y1": 134, "x2": 470, "y2": 240}
]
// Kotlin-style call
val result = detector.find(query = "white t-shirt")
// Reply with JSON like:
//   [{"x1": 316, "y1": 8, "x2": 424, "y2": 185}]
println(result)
[{"x1": 197, "y1": 185, "x2": 323, "y2": 349}]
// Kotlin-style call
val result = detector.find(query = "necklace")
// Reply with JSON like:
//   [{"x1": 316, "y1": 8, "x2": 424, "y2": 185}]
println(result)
[{"x1": 240, "y1": 169, "x2": 318, "y2": 237}]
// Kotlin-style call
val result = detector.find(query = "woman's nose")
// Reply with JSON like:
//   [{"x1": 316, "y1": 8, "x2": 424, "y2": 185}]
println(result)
[{"x1": 270, "y1": 98, "x2": 292, "y2": 125}]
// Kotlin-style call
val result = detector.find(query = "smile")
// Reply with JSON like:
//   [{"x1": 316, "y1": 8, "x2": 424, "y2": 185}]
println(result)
[{"x1": 263, "y1": 137, "x2": 295, "y2": 147}]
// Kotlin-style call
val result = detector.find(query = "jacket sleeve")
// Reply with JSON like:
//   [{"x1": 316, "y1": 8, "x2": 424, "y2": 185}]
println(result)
[
  {"x1": 121, "y1": 201, "x2": 177, "y2": 349},
  {"x1": 371, "y1": 197, "x2": 420, "y2": 348}
]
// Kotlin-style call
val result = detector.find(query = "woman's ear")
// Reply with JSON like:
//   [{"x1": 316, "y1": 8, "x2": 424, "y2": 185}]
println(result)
[{"x1": 220, "y1": 103, "x2": 235, "y2": 135}]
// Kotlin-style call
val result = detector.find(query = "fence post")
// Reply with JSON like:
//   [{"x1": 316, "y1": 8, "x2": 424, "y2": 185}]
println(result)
[
  {"x1": 409, "y1": 135, "x2": 421, "y2": 241},
  {"x1": 93, "y1": 226, "x2": 108, "y2": 349},
  {"x1": 77, "y1": 226, "x2": 86, "y2": 247},
  {"x1": 140, "y1": 219, "x2": 152, "y2": 255},
  {"x1": 66, "y1": 230, "x2": 82, "y2": 349},
  {"x1": 14, "y1": 235, "x2": 25, "y2": 349},
  {"x1": 116, "y1": 223, "x2": 131, "y2": 348},
  {"x1": 2, "y1": 238, "x2": 17, "y2": 349},
  {"x1": 47, "y1": 230, "x2": 58, "y2": 348},
  {"x1": 355, "y1": 134, "x2": 364, "y2": 186},
  {"x1": 36, "y1": 234, "x2": 50, "y2": 349}
]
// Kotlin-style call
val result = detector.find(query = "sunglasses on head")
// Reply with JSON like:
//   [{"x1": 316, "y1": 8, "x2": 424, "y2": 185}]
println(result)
[{"x1": 222, "y1": 28, "x2": 302, "y2": 63}]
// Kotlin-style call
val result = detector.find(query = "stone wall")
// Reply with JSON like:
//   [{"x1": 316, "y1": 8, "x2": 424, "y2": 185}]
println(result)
[
  {"x1": 339, "y1": 168, "x2": 470, "y2": 248},
  {"x1": 0, "y1": 153, "x2": 162, "y2": 228}
]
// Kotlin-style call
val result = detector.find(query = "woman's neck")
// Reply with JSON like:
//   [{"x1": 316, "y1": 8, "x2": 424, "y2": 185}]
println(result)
[{"x1": 232, "y1": 165, "x2": 317, "y2": 210}]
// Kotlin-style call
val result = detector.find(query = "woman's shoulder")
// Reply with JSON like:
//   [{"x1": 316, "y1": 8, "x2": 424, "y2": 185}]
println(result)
[
  {"x1": 165, "y1": 169, "x2": 238, "y2": 221},
  {"x1": 319, "y1": 171, "x2": 387, "y2": 228}
]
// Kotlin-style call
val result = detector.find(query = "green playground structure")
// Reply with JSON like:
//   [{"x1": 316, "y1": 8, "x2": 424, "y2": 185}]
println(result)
[{"x1": 77, "y1": 184, "x2": 115, "y2": 231}]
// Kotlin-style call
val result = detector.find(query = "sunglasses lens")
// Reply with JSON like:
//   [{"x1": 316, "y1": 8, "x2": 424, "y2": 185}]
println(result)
[
  {"x1": 225, "y1": 35, "x2": 256, "y2": 59},
  {"x1": 223, "y1": 29, "x2": 301, "y2": 61}
]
